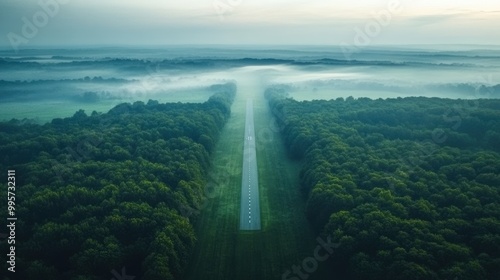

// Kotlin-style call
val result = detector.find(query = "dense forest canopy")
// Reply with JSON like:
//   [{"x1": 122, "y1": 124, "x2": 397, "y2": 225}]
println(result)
[
  {"x1": 267, "y1": 88, "x2": 500, "y2": 280},
  {"x1": 0, "y1": 83, "x2": 235, "y2": 279}
]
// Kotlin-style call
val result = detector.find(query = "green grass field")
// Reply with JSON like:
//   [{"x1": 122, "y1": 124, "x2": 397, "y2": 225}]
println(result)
[
  {"x1": 186, "y1": 82, "x2": 324, "y2": 280},
  {"x1": 0, "y1": 89, "x2": 212, "y2": 123},
  {"x1": 289, "y1": 88, "x2": 393, "y2": 101},
  {"x1": 0, "y1": 101, "x2": 119, "y2": 123}
]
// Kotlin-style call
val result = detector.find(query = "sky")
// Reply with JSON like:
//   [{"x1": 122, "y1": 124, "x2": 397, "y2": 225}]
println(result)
[{"x1": 1, "y1": 0, "x2": 499, "y2": 49}]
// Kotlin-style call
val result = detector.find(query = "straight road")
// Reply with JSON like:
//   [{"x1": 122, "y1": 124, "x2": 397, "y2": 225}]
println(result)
[{"x1": 239, "y1": 99, "x2": 261, "y2": 230}]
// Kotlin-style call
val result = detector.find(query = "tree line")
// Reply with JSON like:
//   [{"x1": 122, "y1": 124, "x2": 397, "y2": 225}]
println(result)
[
  {"x1": 267, "y1": 87, "x2": 500, "y2": 280},
  {"x1": 0, "y1": 83, "x2": 236, "y2": 279}
]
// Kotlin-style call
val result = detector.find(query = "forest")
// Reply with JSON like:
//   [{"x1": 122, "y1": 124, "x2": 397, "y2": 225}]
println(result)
[
  {"x1": 267, "y1": 88, "x2": 500, "y2": 280},
  {"x1": 0, "y1": 83, "x2": 235, "y2": 279}
]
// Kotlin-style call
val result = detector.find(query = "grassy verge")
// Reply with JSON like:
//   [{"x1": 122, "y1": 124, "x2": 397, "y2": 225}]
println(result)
[{"x1": 185, "y1": 93, "x2": 246, "y2": 280}]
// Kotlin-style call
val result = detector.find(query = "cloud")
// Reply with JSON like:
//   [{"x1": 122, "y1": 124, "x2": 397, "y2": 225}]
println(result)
[
  {"x1": 1, "y1": 0, "x2": 500, "y2": 47},
  {"x1": 407, "y1": 13, "x2": 463, "y2": 27}
]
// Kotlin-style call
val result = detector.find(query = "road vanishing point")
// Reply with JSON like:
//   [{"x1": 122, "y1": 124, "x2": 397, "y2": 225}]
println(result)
[{"x1": 239, "y1": 99, "x2": 261, "y2": 230}]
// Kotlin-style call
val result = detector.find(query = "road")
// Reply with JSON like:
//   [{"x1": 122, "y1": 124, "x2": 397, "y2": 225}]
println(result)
[{"x1": 239, "y1": 99, "x2": 261, "y2": 230}]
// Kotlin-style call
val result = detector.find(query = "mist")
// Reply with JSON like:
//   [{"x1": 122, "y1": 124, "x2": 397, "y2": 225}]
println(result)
[{"x1": 1, "y1": 46, "x2": 500, "y2": 122}]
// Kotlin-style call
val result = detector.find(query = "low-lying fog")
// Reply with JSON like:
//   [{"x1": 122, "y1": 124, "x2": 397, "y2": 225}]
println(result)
[{"x1": 1, "y1": 47, "x2": 499, "y2": 122}]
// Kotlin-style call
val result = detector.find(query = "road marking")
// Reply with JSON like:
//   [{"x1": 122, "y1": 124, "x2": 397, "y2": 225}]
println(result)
[{"x1": 240, "y1": 99, "x2": 260, "y2": 230}]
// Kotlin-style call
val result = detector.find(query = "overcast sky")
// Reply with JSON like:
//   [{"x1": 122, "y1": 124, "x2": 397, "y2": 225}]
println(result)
[{"x1": 1, "y1": 0, "x2": 499, "y2": 48}]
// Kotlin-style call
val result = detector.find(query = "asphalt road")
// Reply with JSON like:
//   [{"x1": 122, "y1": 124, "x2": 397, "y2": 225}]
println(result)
[{"x1": 239, "y1": 99, "x2": 261, "y2": 230}]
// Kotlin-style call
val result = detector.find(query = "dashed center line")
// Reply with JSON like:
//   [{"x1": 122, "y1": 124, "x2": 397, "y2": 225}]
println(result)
[{"x1": 240, "y1": 99, "x2": 261, "y2": 230}]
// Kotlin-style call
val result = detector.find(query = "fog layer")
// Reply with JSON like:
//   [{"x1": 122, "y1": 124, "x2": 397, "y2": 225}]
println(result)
[{"x1": 1, "y1": 46, "x2": 499, "y2": 122}]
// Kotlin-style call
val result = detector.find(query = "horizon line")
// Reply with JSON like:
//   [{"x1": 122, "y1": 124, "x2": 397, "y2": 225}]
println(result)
[{"x1": 1, "y1": 43, "x2": 500, "y2": 52}]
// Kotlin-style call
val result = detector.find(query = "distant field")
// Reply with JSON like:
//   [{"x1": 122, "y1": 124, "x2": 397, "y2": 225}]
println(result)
[
  {"x1": 0, "y1": 89, "x2": 213, "y2": 123},
  {"x1": 288, "y1": 87, "x2": 454, "y2": 101},
  {"x1": 289, "y1": 88, "x2": 397, "y2": 101},
  {"x1": 0, "y1": 101, "x2": 118, "y2": 123}
]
